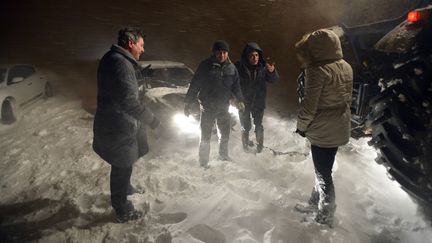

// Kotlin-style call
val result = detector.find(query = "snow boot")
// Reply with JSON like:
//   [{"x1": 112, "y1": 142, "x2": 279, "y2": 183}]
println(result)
[
  {"x1": 315, "y1": 203, "x2": 336, "y2": 228},
  {"x1": 294, "y1": 203, "x2": 318, "y2": 214},
  {"x1": 115, "y1": 200, "x2": 143, "y2": 223},
  {"x1": 127, "y1": 184, "x2": 145, "y2": 196},
  {"x1": 315, "y1": 184, "x2": 336, "y2": 227}
]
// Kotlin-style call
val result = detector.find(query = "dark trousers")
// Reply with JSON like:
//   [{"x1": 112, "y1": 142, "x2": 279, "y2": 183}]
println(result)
[
  {"x1": 110, "y1": 165, "x2": 133, "y2": 214},
  {"x1": 239, "y1": 107, "x2": 264, "y2": 133},
  {"x1": 199, "y1": 109, "x2": 231, "y2": 164},
  {"x1": 310, "y1": 145, "x2": 338, "y2": 207}
]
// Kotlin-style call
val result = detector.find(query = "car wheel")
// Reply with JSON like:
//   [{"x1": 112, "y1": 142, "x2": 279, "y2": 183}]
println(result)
[
  {"x1": 44, "y1": 82, "x2": 53, "y2": 98},
  {"x1": 1, "y1": 99, "x2": 17, "y2": 124}
]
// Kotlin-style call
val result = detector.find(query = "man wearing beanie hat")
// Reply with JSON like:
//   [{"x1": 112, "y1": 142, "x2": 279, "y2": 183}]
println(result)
[
  {"x1": 184, "y1": 40, "x2": 245, "y2": 168},
  {"x1": 235, "y1": 42, "x2": 279, "y2": 153},
  {"x1": 212, "y1": 40, "x2": 230, "y2": 52}
]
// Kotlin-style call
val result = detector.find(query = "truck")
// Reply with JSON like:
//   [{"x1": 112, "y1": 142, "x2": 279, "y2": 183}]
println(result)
[{"x1": 333, "y1": 2, "x2": 432, "y2": 203}]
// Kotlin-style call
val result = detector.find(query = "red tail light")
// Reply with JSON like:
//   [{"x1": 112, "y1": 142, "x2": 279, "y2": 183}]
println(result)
[{"x1": 407, "y1": 11, "x2": 421, "y2": 23}]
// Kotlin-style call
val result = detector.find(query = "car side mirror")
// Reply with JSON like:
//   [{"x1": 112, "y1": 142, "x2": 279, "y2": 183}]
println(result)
[{"x1": 11, "y1": 77, "x2": 24, "y2": 83}]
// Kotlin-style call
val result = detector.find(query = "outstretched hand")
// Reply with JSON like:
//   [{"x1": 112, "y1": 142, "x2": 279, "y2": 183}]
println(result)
[
  {"x1": 266, "y1": 63, "x2": 275, "y2": 73},
  {"x1": 266, "y1": 57, "x2": 276, "y2": 73}
]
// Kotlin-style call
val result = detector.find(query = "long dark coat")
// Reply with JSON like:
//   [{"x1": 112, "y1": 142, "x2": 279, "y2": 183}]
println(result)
[
  {"x1": 235, "y1": 42, "x2": 279, "y2": 111},
  {"x1": 93, "y1": 44, "x2": 156, "y2": 167}
]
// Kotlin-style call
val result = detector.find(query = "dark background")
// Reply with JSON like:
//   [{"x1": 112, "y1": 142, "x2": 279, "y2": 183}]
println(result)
[{"x1": 0, "y1": 0, "x2": 417, "y2": 113}]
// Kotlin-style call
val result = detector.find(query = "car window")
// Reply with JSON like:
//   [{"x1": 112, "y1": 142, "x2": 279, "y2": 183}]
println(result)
[
  {"x1": 0, "y1": 68, "x2": 6, "y2": 84},
  {"x1": 167, "y1": 67, "x2": 193, "y2": 86},
  {"x1": 7, "y1": 65, "x2": 36, "y2": 84}
]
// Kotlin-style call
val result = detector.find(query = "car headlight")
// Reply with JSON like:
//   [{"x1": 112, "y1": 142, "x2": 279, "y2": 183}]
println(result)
[{"x1": 172, "y1": 113, "x2": 200, "y2": 135}]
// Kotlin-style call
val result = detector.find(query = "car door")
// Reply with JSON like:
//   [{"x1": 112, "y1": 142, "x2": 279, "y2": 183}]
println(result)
[
  {"x1": 6, "y1": 65, "x2": 36, "y2": 106},
  {"x1": 25, "y1": 65, "x2": 45, "y2": 98}
]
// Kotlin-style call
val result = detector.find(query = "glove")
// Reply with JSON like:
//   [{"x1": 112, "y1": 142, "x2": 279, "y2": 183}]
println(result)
[
  {"x1": 237, "y1": 101, "x2": 246, "y2": 112},
  {"x1": 295, "y1": 128, "x2": 306, "y2": 137},
  {"x1": 184, "y1": 104, "x2": 191, "y2": 117},
  {"x1": 149, "y1": 116, "x2": 160, "y2": 130}
]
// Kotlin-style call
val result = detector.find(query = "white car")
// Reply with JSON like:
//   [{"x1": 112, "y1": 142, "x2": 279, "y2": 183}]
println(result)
[
  {"x1": 138, "y1": 60, "x2": 194, "y2": 88},
  {"x1": 137, "y1": 60, "x2": 198, "y2": 113},
  {"x1": 0, "y1": 64, "x2": 52, "y2": 124},
  {"x1": 137, "y1": 60, "x2": 201, "y2": 137}
]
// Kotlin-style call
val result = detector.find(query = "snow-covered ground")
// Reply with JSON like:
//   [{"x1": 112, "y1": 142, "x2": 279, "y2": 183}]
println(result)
[{"x1": 1, "y1": 75, "x2": 431, "y2": 243}]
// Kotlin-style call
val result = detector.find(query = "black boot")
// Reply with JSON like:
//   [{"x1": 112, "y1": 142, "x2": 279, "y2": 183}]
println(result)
[
  {"x1": 115, "y1": 200, "x2": 144, "y2": 223},
  {"x1": 315, "y1": 183, "x2": 336, "y2": 227},
  {"x1": 256, "y1": 129, "x2": 264, "y2": 153},
  {"x1": 127, "y1": 184, "x2": 145, "y2": 195}
]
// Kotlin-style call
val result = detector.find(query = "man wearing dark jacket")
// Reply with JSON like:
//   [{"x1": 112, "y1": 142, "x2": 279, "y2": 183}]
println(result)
[
  {"x1": 93, "y1": 27, "x2": 160, "y2": 223},
  {"x1": 184, "y1": 40, "x2": 245, "y2": 168},
  {"x1": 235, "y1": 42, "x2": 279, "y2": 153}
]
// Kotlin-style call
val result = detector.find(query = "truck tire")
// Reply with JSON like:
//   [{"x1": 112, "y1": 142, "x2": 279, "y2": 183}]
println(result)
[{"x1": 367, "y1": 75, "x2": 432, "y2": 203}]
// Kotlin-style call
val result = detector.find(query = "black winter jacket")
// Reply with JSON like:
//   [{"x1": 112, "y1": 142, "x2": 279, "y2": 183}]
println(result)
[
  {"x1": 185, "y1": 56, "x2": 244, "y2": 112},
  {"x1": 93, "y1": 44, "x2": 156, "y2": 167},
  {"x1": 235, "y1": 42, "x2": 279, "y2": 110}
]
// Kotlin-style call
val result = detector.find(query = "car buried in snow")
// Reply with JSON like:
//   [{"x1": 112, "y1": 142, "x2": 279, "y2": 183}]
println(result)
[
  {"x1": 137, "y1": 60, "x2": 201, "y2": 138},
  {"x1": 323, "y1": 2, "x2": 432, "y2": 204},
  {"x1": 0, "y1": 64, "x2": 53, "y2": 124}
]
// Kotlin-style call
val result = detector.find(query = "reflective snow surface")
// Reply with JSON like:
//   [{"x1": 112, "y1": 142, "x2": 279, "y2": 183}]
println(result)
[{"x1": 0, "y1": 73, "x2": 431, "y2": 243}]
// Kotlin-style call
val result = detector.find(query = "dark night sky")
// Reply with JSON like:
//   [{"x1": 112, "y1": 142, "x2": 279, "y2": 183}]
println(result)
[
  {"x1": 0, "y1": 0, "x2": 414, "y2": 111},
  {"x1": 0, "y1": 0, "x2": 412, "y2": 64}
]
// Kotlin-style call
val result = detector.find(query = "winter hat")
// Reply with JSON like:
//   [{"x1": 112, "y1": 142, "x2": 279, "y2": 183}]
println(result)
[{"x1": 212, "y1": 40, "x2": 230, "y2": 52}]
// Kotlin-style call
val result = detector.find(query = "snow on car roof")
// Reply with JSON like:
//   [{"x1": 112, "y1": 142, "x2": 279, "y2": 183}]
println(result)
[{"x1": 138, "y1": 60, "x2": 188, "y2": 69}]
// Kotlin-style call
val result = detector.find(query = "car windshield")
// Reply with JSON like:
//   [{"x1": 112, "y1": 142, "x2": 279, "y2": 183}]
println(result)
[
  {"x1": 167, "y1": 67, "x2": 193, "y2": 86},
  {"x1": 0, "y1": 68, "x2": 6, "y2": 84},
  {"x1": 152, "y1": 69, "x2": 168, "y2": 80}
]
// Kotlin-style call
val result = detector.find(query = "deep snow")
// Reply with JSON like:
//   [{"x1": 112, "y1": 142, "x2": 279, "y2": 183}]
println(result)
[{"x1": 1, "y1": 75, "x2": 431, "y2": 243}]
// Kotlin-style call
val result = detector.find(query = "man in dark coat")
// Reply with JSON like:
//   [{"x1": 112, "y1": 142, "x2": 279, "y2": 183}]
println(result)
[
  {"x1": 184, "y1": 40, "x2": 245, "y2": 168},
  {"x1": 93, "y1": 27, "x2": 160, "y2": 223},
  {"x1": 235, "y1": 42, "x2": 279, "y2": 153}
]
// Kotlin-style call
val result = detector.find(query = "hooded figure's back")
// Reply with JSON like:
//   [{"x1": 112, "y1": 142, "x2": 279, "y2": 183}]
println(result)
[{"x1": 296, "y1": 29, "x2": 353, "y2": 147}]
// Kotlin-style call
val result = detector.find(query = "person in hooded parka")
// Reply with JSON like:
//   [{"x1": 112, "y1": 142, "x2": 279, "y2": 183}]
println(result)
[
  {"x1": 235, "y1": 42, "x2": 279, "y2": 153},
  {"x1": 294, "y1": 29, "x2": 353, "y2": 227}
]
